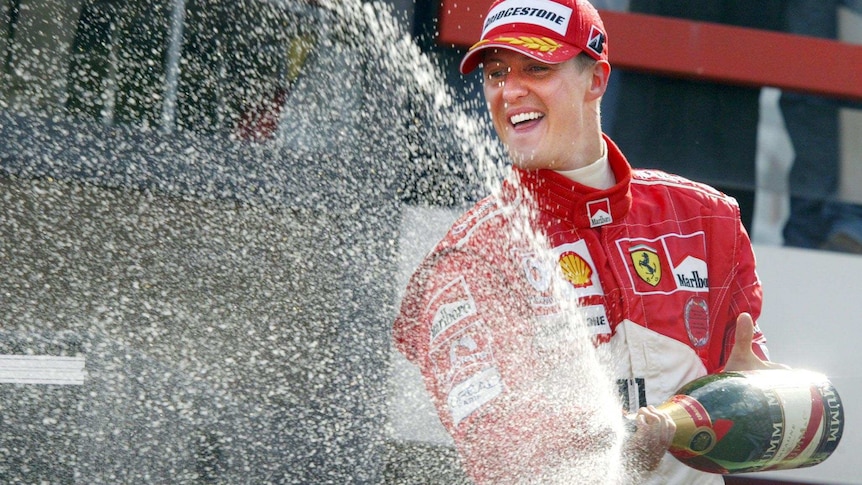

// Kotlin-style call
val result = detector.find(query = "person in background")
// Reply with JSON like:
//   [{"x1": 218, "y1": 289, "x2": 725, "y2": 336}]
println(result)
[
  {"x1": 607, "y1": 0, "x2": 785, "y2": 233},
  {"x1": 393, "y1": 0, "x2": 783, "y2": 483},
  {"x1": 780, "y1": 0, "x2": 862, "y2": 253}
]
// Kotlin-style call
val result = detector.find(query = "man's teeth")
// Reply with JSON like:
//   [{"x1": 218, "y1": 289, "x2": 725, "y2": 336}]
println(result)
[{"x1": 510, "y1": 112, "x2": 543, "y2": 125}]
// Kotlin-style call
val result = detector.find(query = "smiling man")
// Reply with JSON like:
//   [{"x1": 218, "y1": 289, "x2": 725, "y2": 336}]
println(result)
[{"x1": 394, "y1": 1, "x2": 781, "y2": 483}]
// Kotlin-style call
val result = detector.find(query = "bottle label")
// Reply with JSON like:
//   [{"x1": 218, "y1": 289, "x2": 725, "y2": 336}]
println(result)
[
  {"x1": 759, "y1": 380, "x2": 843, "y2": 470},
  {"x1": 660, "y1": 394, "x2": 726, "y2": 459},
  {"x1": 663, "y1": 370, "x2": 844, "y2": 474}
]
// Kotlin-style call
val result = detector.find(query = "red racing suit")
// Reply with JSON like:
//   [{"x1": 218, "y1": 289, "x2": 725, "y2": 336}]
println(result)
[{"x1": 393, "y1": 136, "x2": 768, "y2": 484}]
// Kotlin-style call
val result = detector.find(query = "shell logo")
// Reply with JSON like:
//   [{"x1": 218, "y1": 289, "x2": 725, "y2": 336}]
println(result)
[{"x1": 559, "y1": 252, "x2": 593, "y2": 288}]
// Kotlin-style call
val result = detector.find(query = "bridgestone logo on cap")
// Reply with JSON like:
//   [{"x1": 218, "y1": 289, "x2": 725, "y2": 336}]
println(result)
[
  {"x1": 482, "y1": 0, "x2": 574, "y2": 38},
  {"x1": 587, "y1": 25, "x2": 605, "y2": 55}
]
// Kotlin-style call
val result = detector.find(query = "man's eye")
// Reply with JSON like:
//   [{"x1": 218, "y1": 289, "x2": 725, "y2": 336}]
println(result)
[
  {"x1": 485, "y1": 68, "x2": 507, "y2": 81},
  {"x1": 527, "y1": 65, "x2": 550, "y2": 74}
]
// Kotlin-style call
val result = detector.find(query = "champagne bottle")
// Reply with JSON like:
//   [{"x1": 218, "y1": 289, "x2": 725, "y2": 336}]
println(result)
[{"x1": 656, "y1": 369, "x2": 844, "y2": 474}]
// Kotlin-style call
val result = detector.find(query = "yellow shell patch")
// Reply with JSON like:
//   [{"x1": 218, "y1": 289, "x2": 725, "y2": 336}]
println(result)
[{"x1": 559, "y1": 252, "x2": 592, "y2": 288}]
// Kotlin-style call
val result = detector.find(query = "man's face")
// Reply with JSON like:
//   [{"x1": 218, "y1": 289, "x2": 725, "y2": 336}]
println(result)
[{"x1": 482, "y1": 49, "x2": 594, "y2": 171}]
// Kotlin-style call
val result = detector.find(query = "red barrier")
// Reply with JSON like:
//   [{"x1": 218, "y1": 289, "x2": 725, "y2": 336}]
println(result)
[{"x1": 437, "y1": 1, "x2": 862, "y2": 102}]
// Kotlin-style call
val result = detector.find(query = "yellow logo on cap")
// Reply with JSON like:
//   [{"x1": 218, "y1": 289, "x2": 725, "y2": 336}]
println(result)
[
  {"x1": 469, "y1": 36, "x2": 562, "y2": 54},
  {"x1": 494, "y1": 36, "x2": 561, "y2": 53}
]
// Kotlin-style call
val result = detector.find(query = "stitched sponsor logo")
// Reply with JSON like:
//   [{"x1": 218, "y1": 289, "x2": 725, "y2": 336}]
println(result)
[
  {"x1": 587, "y1": 25, "x2": 605, "y2": 56},
  {"x1": 430, "y1": 322, "x2": 503, "y2": 425},
  {"x1": 618, "y1": 377, "x2": 647, "y2": 412},
  {"x1": 448, "y1": 367, "x2": 504, "y2": 425},
  {"x1": 629, "y1": 244, "x2": 662, "y2": 287},
  {"x1": 520, "y1": 249, "x2": 552, "y2": 292},
  {"x1": 431, "y1": 323, "x2": 497, "y2": 390},
  {"x1": 559, "y1": 251, "x2": 592, "y2": 288},
  {"x1": 552, "y1": 240, "x2": 604, "y2": 298},
  {"x1": 588, "y1": 198, "x2": 613, "y2": 227},
  {"x1": 514, "y1": 247, "x2": 559, "y2": 310},
  {"x1": 581, "y1": 304, "x2": 611, "y2": 336},
  {"x1": 675, "y1": 256, "x2": 709, "y2": 291},
  {"x1": 616, "y1": 232, "x2": 709, "y2": 295},
  {"x1": 685, "y1": 297, "x2": 710, "y2": 348},
  {"x1": 482, "y1": 0, "x2": 573, "y2": 37},
  {"x1": 452, "y1": 199, "x2": 497, "y2": 235},
  {"x1": 428, "y1": 276, "x2": 477, "y2": 343},
  {"x1": 535, "y1": 305, "x2": 610, "y2": 347}
]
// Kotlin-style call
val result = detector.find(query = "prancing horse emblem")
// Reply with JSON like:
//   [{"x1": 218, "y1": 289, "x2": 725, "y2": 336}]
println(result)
[{"x1": 630, "y1": 245, "x2": 661, "y2": 287}]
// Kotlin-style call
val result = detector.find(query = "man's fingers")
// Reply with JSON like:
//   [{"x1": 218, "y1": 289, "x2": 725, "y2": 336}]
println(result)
[
  {"x1": 726, "y1": 312, "x2": 790, "y2": 370},
  {"x1": 734, "y1": 313, "x2": 755, "y2": 351}
]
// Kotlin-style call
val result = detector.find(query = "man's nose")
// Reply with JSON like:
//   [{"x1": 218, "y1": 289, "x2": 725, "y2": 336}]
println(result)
[{"x1": 501, "y1": 73, "x2": 528, "y2": 102}]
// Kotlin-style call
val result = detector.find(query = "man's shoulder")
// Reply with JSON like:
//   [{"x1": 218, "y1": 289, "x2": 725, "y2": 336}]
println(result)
[
  {"x1": 629, "y1": 168, "x2": 743, "y2": 225},
  {"x1": 435, "y1": 196, "x2": 510, "y2": 251},
  {"x1": 631, "y1": 168, "x2": 732, "y2": 202},
  {"x1": 405, "y1": 196, "x2": 511, "y2": 290}
]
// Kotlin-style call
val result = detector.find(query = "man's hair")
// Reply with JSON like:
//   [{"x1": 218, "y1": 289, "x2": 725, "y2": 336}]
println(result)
[{"x1": 573, "y1": 51, "x2": 597, "y2": 72}]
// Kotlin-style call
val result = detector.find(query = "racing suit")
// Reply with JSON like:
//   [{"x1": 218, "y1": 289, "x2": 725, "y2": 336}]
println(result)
[{"x1": 393, "y1": 135, "x2": 768, "y2": 484}]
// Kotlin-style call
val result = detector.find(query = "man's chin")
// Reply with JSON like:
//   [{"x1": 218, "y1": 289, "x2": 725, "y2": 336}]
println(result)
[
  {"x1": 508, "y1": 149, "x2": 534, "y2": 165},
  {"x1": 510, "y1": 152, "x2": 552, "y2": 171}
]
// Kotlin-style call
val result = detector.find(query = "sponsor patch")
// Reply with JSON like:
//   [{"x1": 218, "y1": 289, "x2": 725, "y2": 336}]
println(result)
[
  {"x1": 588, "y1": 198, "x2": 613, "y2": 227},
  {"x1": 674, "y1": 256, "x2": 709, "y2": 292},
  {"x1": 586, "y1": 25, "x2": 606, "y2": 56},
  {"x1": 482, "y1": 0, "x2": 573, "y2": 38},
  {"x1": 684, "y1": 297, "x2": 710, "y2": 348},
  {"x1": 559, "y1": 251, "x2": 593, "y2": 288},
  {"x1": 629, "y1": 244, "x2": 662, "y2": 287},
  {"x1": 514, "y1": 247, "x2": 559, "y2": 311},
  {"x1": 533, "y1": 313, "x2": 572, "y2": 351},
  {"x1": 448, "y1": 367, "x2": 504, "y2": 425},
  {"x1": 534, "y1": 305, "x2": 611, "y2": 346},
  {"x1": 520, "y1": 249, "x2": 552, "y2": 292},
  {"x1": 430, "y1": 321, "x2": 503, "y2": 425},
  {"x1": 581, "y1": 304, "x2": 612, "y2": 336},
  {"x1": 552, "y1": 240, "x2": 604, "y2": 299},
  {"x1": 452, "y1": 199, "x2": 497, "y2": 235},
  {"x1": 427, "y1": 276, "x2": 478, "y2": 343},
  {"x1": 430, "y1": 323, "x2": 497, "y2": 391},
  {"x1": 616, "y1": 232, "x2": 709, "y2": 295},
  {"x1": 617, "y1": 377, "x2": 646, "y2": 412}
]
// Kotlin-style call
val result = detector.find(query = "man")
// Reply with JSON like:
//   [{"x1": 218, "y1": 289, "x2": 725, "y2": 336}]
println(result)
[{"x1": 394, "y1": 1, "x2": 779, "y2": 483}]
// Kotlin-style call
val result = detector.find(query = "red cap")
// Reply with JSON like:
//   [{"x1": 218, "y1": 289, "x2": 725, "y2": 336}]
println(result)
[{"x1": 459, "y1": 0, "x2": 608, "y2": 74}]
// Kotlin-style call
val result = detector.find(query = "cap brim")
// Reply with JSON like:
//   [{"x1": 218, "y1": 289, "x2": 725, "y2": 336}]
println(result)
[{"x1": 459, "y1": 36, "x2": 581, "y2": 74}]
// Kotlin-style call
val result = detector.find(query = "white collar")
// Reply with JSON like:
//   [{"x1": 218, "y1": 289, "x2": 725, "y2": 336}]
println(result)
[{"x1": 554, "y1": 139, "x2": 615, "y2": 189}]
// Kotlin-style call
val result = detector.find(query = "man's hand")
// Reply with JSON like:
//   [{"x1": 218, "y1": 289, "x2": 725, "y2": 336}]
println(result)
[
  {"x1": 724, "y1": 313, "x2": 789, "y2": 371},
  {"x1": 624, "y1": 405, "x2": 676, "y2": 474}
]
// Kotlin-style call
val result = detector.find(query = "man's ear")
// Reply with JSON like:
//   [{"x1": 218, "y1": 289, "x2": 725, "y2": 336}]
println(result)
[{"x1": 587, "y1": 60, "x2": 611, "y2": 101}]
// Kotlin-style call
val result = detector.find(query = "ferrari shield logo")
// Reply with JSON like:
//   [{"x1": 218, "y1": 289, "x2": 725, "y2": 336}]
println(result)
[{"x1": 630, "y1": 245, "x2": 661, "y2": 287}]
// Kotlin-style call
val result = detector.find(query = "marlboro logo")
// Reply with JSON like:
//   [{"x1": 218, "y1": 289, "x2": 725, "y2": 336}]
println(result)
[
  {"x1": 588, "y1": 198, "x2": 612, "y2": 227},
  {"x1": 616, "y1": 232, "x2": 709, "y2": 296}
]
